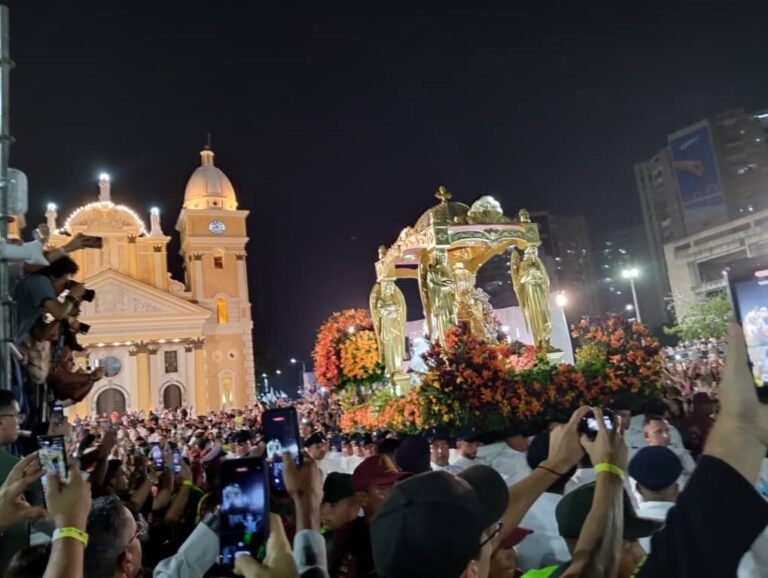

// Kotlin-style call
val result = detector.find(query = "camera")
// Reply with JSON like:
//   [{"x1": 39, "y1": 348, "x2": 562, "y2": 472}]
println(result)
[{"x1": 578, "y1": 408, "x2": 615, "y2": 440}]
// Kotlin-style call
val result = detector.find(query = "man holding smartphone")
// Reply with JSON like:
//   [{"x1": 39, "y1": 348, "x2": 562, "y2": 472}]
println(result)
[{"x1": 0, "y1": 390, "x2": 46, "y2": 574}]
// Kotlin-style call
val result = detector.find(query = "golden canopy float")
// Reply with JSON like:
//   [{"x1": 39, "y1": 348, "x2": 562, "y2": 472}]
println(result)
[{"x1": 370, "y1": 186, "x2": 556, "y2": 387}]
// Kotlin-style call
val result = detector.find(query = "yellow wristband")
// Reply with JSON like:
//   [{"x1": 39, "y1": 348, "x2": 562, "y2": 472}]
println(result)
[
  {"x1": 53, "y1": 527, "x2": 89, "y2": 547},
  {"x1": 594, "y1": 463, "x2": 625, "y2": 479}
]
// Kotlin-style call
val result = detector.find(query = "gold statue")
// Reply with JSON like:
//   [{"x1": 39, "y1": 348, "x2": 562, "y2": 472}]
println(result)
[
  {"x1": 511, "y1": 245, "x2": 552, "y2": 350},
  {"x1": 454, "y1": 263, "x2": 488, "y2": 341},
  {"x1": 426, "y1": 251, "x2": 458, "y2": 345},
  {"x1": 369, "y1": 280, "x2": 407, "y2": 378},
  {"x1": 417, "y1": 251, "x2": 433, "y2": 338}
]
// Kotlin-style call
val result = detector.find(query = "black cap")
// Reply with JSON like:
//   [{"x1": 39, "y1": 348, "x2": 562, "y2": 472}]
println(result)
[
  {"x1": 455, "y1": 427, "x2": 480, "y2": 443},
  {"x1": 395, "y1": 436, "x2": 430, "y2": 475},
  {"x1": 322, "y1": 472, "x2": 354, "y2": 504},
  {"x1": 371, "y1": 465, "x2": 509, "y2": 578},
  {"x1": 361, "y1": 433, "x2": 375, "y2": 446},
  {"x1": 426, "y1": 427, "x2": 452, "y2": 444},
  {"x1": 303, "y1": 431, "x2": 327, "y2": 448},
  {"x1": 629, "y1": 447, "x2": 683, "y2": 492},
  {"x1": 556, "y1": 482, "x2": 661, "y2": 540}
]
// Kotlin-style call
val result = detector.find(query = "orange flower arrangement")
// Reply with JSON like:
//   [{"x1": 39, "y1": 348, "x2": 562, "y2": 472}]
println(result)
[
  {"x1": 312, "y1": 309, "x2": 384, "y2": 391},
  {"x1": 340, "y1": 330, "x2": 381, "y2": 381},
  {"x1": 338, "y1": 317, "x2": 663, "y2": 434}
]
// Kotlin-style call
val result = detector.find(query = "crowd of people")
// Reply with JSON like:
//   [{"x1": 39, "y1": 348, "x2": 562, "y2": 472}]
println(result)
[
  {"x1": 1, "y1": 232, "x2": 768, "y2": 577},
  {"x1": 0, "y1": 324, "x2": 765, "y2": 577}
]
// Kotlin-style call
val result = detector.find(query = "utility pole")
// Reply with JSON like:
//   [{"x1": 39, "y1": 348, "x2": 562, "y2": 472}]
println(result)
[{"x1": 0, "y1": 5, "x2": 13, "y2": 390}]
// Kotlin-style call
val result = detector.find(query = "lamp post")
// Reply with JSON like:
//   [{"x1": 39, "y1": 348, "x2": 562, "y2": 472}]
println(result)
[
  {"x1": 621, "y1": 268, "x2": 641, "y2": 323},
  {"x1": 290, "y1": 358, "x2": 308, "y2": 397}
]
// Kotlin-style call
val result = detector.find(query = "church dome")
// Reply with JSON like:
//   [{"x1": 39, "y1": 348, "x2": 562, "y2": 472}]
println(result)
[
  {"x1": 183, "y1": 148, "x2": 238, "y2": 210},
  {"x1": 63, "y1": 175, "x2": 147, "y2": 235}
]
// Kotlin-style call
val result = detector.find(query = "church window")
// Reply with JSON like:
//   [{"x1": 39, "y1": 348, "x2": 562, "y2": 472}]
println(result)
[
  {"x1": 214, "y1": 255, "x2": 224, "y2": 269},
  {"x1": 164, "y1": 350, "x2": 178, "y2": 373},
  {"x1": 217, "y1": 297, "x2": 229, "y2": 324}
]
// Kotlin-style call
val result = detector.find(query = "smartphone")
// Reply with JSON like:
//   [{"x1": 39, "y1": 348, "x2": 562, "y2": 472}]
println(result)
[
  {"x1": 51, "y1": 405, "x2": 64, "y2": 427},
  {"x1": 150, "y1": 443, "x2": 164, "y2": 470},
  {"x1": 218, "y1": 458, "x2": 269, "y2": 568},
  {"x1": 38, "y1": 435, "x2": 68, "y2": 481},
  {"x1": 262, "y1": 407, "x2": 302, "y2": 493},
  {"x1": 171, "y1": 446, "x2": 182, "y2": 475},
  {"x1": 729, "y1": 268, "x2": 768, "y2": 402},
  {"x1": 578, "y1": 409, "x2": 615, "y2": 439}
]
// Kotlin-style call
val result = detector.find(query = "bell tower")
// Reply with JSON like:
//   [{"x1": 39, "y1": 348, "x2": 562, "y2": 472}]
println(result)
[{"x1": 176, "y1": 146, "x2": 256, "y2": 409}]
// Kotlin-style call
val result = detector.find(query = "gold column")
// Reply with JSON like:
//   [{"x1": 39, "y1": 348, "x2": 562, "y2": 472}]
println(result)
[
  {"x1": 192, "y1": 339, "x2": 208, "y2": 413},
  {"x1": 132, "y1": 344, "x2": 152, "y2": 413}
]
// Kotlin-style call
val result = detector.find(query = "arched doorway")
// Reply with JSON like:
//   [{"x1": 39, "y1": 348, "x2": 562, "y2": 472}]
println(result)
[
  {"x1": 163, "y1": 383, "x2": 183, "y2": 409},
  {"x1": 96, "y1": 387, "x2": 126, "y2": 415}
]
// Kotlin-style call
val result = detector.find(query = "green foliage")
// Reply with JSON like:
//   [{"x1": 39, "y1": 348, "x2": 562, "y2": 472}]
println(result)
[{"x1": 665, "y1": 294, "x2": 732, "y2": 341}]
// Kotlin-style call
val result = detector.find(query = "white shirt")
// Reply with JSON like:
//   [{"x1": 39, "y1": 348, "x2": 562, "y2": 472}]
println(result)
[
  {"x1": 431, "y1": 462, "x2": 462, "y2": 475},
  {"x1": 450, "y1": 455, "x2": 477, "y2": 474},
  {"x1": 516, "y1": 493, "x2": 570, "y2": 571},
  {"x1": 341, "y1": 455, "x2": 364, "y2": 474},
  {"x1": 635, "y1": 501, "x2": 674, "y2": 553},
  {"x1": 477, "y1": 442, "x2": 532, "y2": 486}
]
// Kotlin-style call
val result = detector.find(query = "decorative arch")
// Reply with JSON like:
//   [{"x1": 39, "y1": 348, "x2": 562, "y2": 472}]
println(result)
[
  {"x1": 217, "y1": 368, "x2": 236, "y2": 407},
  {"x1": 214, "y1": 291, "x2": 231, "y2": 324},
  {"x1": 90, "y1": 382, "x2": 132, "y2": 416},
  {"x1": 160, "y1": 381, "x2": 185, "y2": 409}
]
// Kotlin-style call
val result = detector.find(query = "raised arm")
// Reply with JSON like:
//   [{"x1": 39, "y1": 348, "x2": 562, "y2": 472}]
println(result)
[
  {"x1": 562, "y1": 408, "x2": 627, "y2": 578},
  {"x1": 495, "y1": 406, "x2": 590, "y2": 551}
]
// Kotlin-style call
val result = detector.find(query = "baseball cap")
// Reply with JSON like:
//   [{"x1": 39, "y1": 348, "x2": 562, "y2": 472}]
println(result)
[
  {"x1": 371, "y1": 465, "x2": 509, "y2": 578},
  {"x1": 323, "y1": 472, "x2": 354, "y2": 504},
  {"x1": 455, "y1": 427, "x2": 480, "y2": 443},
  {"x1": 556, "y1": 482, "x2": 662, "y2": 541},
  {"x1": 628, "y1": 446, "x2": 683, "y2": 492},
  {"x1": 395, "y1": 435, "x2": 430, "y2": 475},
  {"x1": 303, "y1": 431, "x2": 327, "y2": 448},
  {"x1": 352, "y1": 454, "x2": 409, "y2": 492}
]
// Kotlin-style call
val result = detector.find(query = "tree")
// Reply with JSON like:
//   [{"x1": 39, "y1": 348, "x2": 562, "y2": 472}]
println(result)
[{"x1": 665, "y1": 293, "x2": 732, "y2": 341}]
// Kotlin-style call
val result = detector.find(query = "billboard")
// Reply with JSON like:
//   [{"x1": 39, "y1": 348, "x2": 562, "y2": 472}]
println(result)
[{"x1": 669, "y1": 122, "x2": 728, "y2": 231}]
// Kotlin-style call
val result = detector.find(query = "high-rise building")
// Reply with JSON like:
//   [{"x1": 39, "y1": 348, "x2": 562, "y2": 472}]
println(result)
[{"x1": 636, "y1": 108, "x2": 768, "y2": 320}]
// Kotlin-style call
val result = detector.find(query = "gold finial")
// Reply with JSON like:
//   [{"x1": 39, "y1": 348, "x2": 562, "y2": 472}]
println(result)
[
  {"x1": 518, "y1": 208, "x2": 531, "y2": 223},
  {"x1": 435, "y1": 185, "x2": 452, "y2": 204}
]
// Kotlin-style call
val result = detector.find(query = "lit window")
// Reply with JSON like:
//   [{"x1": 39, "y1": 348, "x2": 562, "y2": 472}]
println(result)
[{"x1": 217, "y1": 297, "x2": 228, "y2": 324}]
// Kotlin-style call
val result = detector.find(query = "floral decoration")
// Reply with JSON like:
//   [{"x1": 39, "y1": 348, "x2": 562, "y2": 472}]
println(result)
[
  {"x1": 338, "y1": 315, "x2": 663, "y2": 434},
  {"x1": 312, "y1": 309, "x2": 384, "y2": 391}
]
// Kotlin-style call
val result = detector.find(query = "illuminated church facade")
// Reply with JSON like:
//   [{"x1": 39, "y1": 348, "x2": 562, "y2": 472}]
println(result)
[{"x1": 43, "y1": 147, "x2": 257, "y2": 416}]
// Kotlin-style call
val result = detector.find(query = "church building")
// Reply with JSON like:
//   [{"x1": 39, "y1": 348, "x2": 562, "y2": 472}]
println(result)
[{"x1": 43, "y1": 147, "x2": 256, "y2": 416}]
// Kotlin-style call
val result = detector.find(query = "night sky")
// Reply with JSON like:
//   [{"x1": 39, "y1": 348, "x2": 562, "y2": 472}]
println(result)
[{"x1": 7, "y1": 1, "x2": 768, "y2": 385}]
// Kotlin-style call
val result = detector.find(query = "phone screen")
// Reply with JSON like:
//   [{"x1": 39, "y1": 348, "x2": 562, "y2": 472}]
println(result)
[
  {"x1": 51, "y1": 405, "x2": 64, "y2": 427},
  {"x1": 730, "y1": 269, "x2": 768, "y2": 401},
  {"x1": 262, "y1": 407, "x2": 302, "y2": 493},
  {"x1": 150, "y1": 443, "x2": 164, "y2": 470},
  {"x1": 172, "y1": 447, "x2": 182, "y2": 475},
  {"x1": 219, "y1": 458, "x2": 269, "y2": 568},
  {"x1": 38, "y1": 435, "x2": 68, "y2": 481},
  {"x1": 587, "y1": 415, "x2": 614, "y2": 432}
]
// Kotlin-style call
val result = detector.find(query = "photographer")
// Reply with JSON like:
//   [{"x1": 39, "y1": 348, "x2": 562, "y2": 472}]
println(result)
[{"x1": 13, "y1": 256, "x2": 102, "y2": 437}]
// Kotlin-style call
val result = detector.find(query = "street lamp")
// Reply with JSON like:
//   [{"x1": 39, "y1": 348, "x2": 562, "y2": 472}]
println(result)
[
  {"x1": 290, "y1": 358, "x2": 308, "y2": 396},
  {"x1": 621, "y1": 268, "x2": 641, "y2": 323}
]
